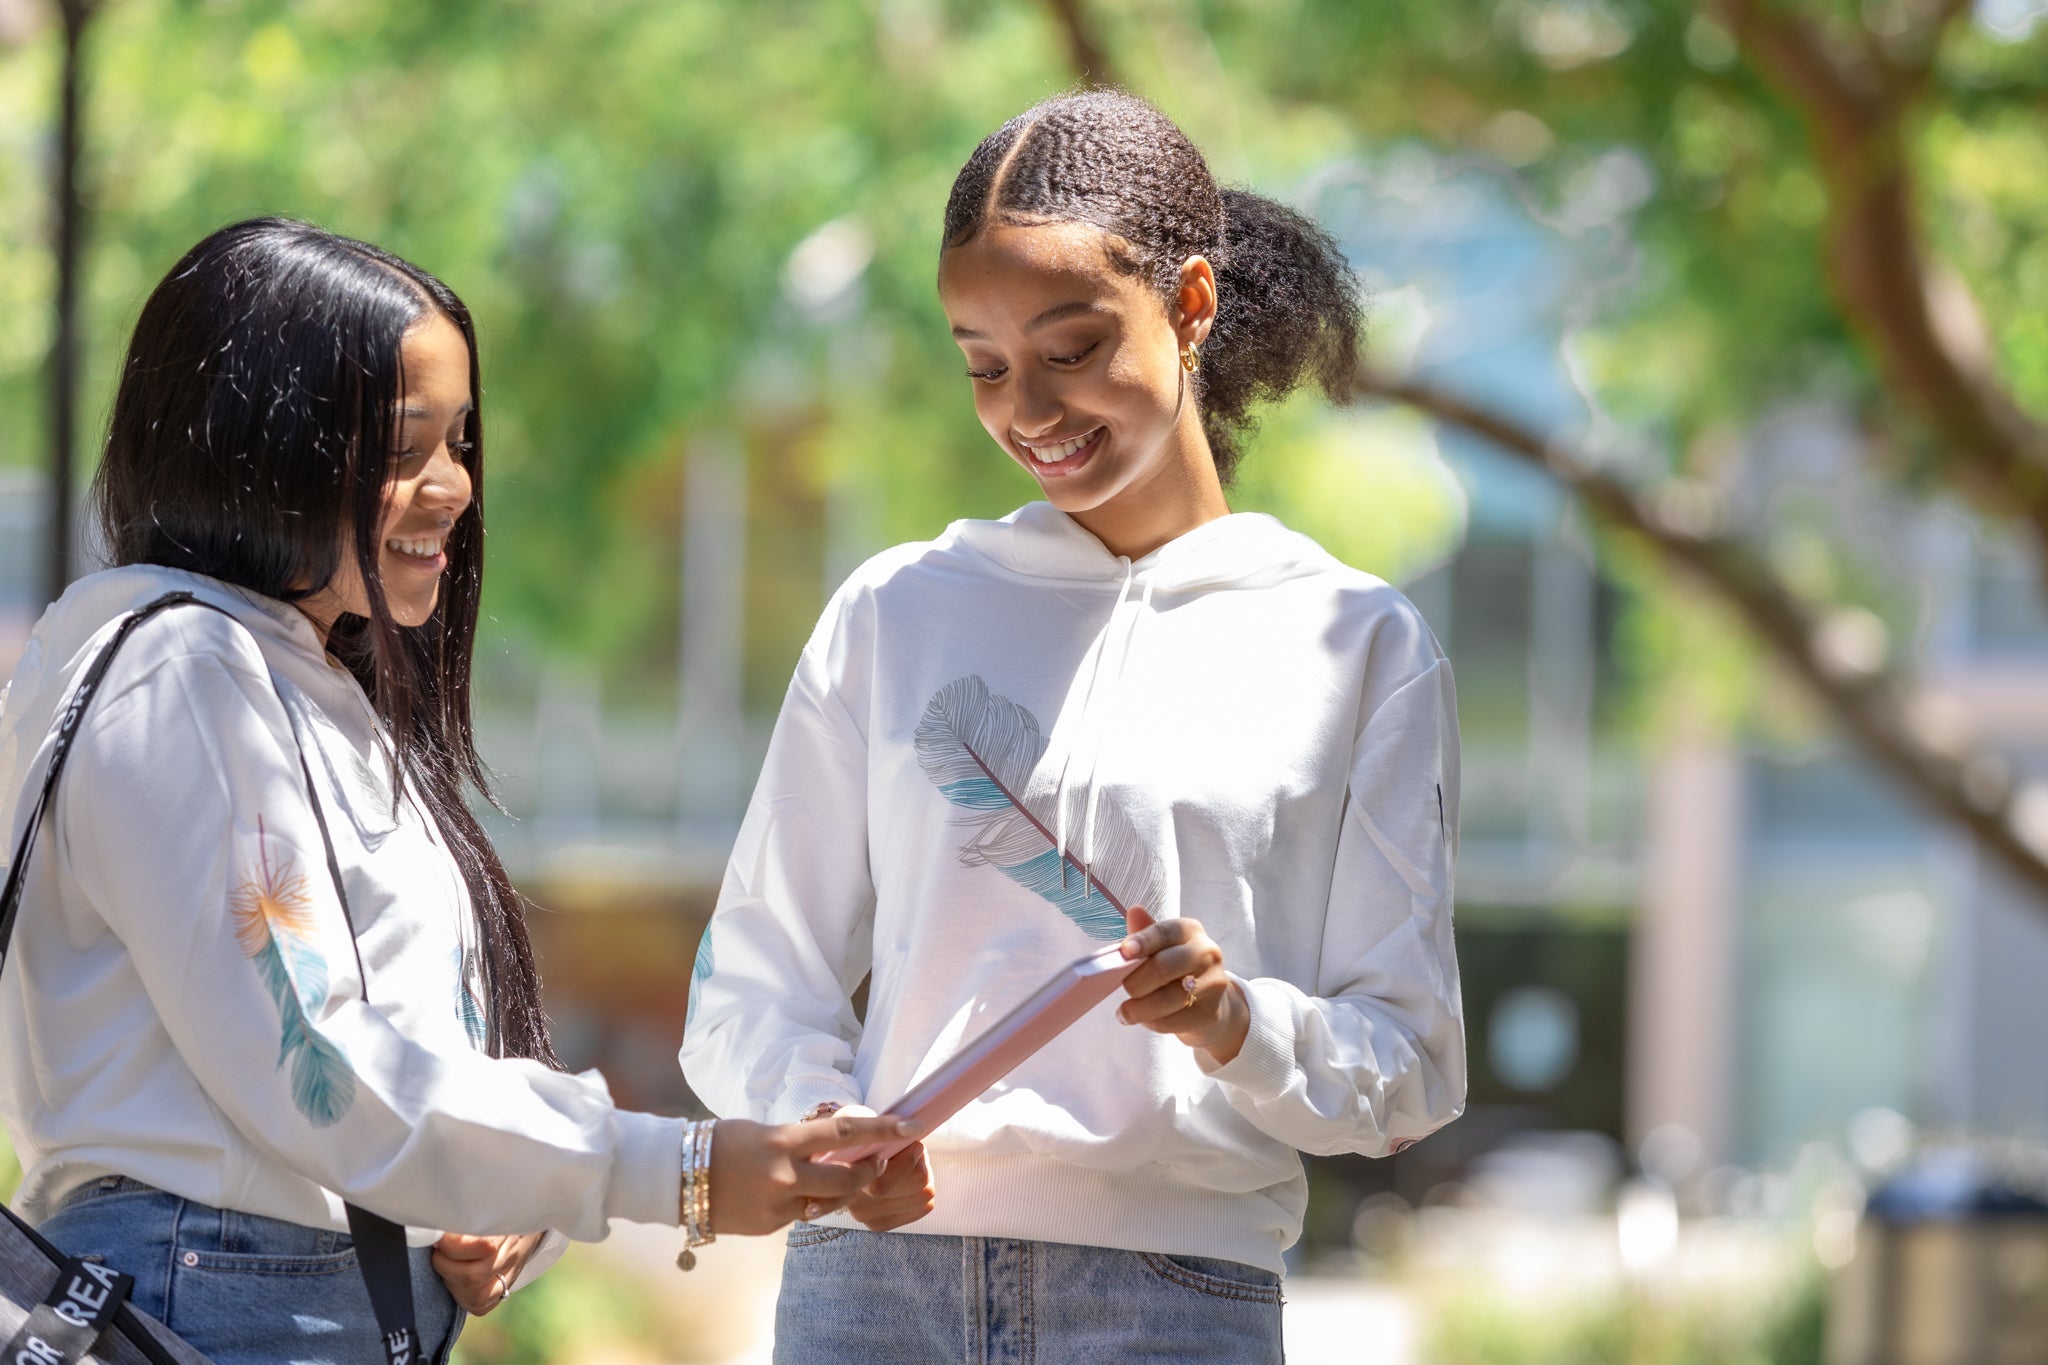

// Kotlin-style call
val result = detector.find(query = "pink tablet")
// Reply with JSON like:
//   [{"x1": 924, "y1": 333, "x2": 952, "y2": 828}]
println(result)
[{"x1": 827, "y1": 944, "x2": 1139, "y2": 1165}]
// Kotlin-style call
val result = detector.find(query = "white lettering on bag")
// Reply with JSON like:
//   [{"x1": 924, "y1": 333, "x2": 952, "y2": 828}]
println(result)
[
  {"x1": 15, "y1": 1336, "x2": 62, "y2": 1365},
  {"x1": 76, "y1": 1263, "x2": 119, "y2": 1293},
  {"x1": 52, "y1": 1261, "x2": 116, "y2": 1327}
]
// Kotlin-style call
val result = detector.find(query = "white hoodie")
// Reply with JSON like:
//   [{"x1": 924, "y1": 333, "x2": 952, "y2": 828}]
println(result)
[
  {"x1": 0, "y1": 565, "x2": 684, "y2": 1247},
  {"x1": 681, "y1": 502, "x2": 1465, "y2": 1273}
]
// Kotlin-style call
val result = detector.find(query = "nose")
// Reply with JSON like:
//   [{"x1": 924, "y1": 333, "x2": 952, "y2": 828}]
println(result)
[
  {"x1": 418, "y1": 441, "x2": 474, "y2": 523},
  {"x1": 1008, "y1": 369, "x2": 1065, "y2": 441}
]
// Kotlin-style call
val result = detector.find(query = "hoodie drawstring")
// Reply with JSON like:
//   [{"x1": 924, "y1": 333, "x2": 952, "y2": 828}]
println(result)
[{"x1": 1053, "y1": 561, "x2": 1154, "y2": 900}]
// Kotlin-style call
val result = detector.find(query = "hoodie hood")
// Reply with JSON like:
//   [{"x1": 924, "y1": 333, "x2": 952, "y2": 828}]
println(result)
[
  {"x1": 929, "y1": 502, "x2": 1373, "y2": 903},
  {"x1": 946, "y1": 501, "x2": 1341, "y2": 595}
]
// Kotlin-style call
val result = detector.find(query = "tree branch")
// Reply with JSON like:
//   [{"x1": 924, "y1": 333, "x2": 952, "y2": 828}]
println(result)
[
  {"x1": 1040, "y1": 0, "x2": 1118, "y2": 87},
  {"x1": 1359, "y1": 370, "x2": 2048, "y2": 905},
  {"x1": 1712, "y1": 0, "x2": 2048, "y2": 576},
  {"x1": 1893, "y1": 0, "x2": 1975, "y2": 86}
]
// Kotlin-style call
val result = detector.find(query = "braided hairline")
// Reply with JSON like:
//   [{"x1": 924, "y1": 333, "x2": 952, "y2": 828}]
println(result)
[
  {"x1": 980, "y1": 108, "x2": 1046, "y2": 233},
  {"x1": 945, "y1": 93, "x2": 1221, "y2": 293}
]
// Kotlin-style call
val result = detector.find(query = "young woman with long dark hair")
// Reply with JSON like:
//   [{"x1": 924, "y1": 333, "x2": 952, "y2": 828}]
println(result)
[
  {"x1": 682, "y1": 92, "x2": 1467, "y2": 1361},
  {"x1": 0, "y1": 217, "x2": 908, "y2": 1363}
]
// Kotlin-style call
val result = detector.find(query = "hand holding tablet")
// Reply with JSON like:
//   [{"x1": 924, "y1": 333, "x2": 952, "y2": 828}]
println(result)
[{"x1": 826, "y1": 944, "x2": 1141, "y2": 1166}]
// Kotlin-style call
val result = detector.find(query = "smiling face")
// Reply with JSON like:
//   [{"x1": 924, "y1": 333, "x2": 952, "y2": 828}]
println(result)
[
  {"x1": 939, "y1": 220, "x2": 1224, "y2": 557},
  {"x1": 299, "y1": 308, "x2": 475, "y2": 638}
]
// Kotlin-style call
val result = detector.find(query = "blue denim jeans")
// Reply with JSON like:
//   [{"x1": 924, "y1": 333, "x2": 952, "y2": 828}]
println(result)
[
  {"x1": 774, "y1": 1225, "x2": 1284, "y2": 1363},
  {"x1": 35, "y1": 1176, "x2": 462, "y2": 1365}
]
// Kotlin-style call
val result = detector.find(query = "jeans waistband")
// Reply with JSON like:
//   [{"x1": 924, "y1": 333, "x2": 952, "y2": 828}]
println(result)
[{"x1": 53, "y1": 1173, "x2": 159, "y2": 1213}]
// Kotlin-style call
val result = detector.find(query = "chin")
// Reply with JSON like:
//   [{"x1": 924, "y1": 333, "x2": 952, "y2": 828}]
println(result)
[
  {"x1": 390, "y1": 596, "x2": 440, "y2": 629},
  {"x1": 1036, "y1": 470, "x2": 1124, "y2": 517},
  {"x1": 1057, "y1": 496, "x2": 1120, "y2": 522}
]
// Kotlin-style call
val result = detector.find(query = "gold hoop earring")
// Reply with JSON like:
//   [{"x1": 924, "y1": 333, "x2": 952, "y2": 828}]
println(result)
[{"x1": 1181, "y1": 342, "x2": 1201, "y2": 374}]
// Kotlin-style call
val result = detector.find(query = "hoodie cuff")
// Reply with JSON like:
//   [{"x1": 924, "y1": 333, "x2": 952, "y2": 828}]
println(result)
[
  {"x1": 1196, "y1": 975, "x2": 1297, "y2": 1102},
  {"x1": 769, "y1": 1075, "x2": 868, "y2": 1127},
  {"x1": 508, "y1": 1229, "x2": 569, "y2": 1292},
  {"x1": 604, "y1": 1110, "x2": 690, "y2": 1227}
]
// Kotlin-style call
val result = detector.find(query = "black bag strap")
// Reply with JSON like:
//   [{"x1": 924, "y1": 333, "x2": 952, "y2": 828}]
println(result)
[
  {"x1": 0, "y1": 1225, "x2": 136, "y2": 1365},
  {"x1": 0, "y1": 594, "x2": 195, "y2": 961},
  {"x1": 0, "y1": 591, "x2": 419, "y2": 1364},
  {"x1": 0, "y1": 1197, "x2": 176, "y2": 1365}
]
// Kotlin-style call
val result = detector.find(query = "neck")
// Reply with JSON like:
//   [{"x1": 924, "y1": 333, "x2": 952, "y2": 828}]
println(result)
[
  {"x1": 293, "y1": 593, "x2": 338, "y2": 648},
  {"x1": 1071, "y1": 426, "x2": 1231, "y2": 561}
]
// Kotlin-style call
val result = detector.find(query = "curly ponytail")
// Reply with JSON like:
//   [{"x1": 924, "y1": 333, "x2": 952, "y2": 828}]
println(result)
[
  {"x1": 1201, "y1": 189, "x2": 1362, "y2": 478},
  {"x1": 942, "y1": 91, "x2": 1364, "y2": 482}
]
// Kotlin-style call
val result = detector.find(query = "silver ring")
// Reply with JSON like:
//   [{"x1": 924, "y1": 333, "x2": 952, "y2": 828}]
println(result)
[{"x1": 491, "y1": 1271, "x2": 510, "y2": 1305}]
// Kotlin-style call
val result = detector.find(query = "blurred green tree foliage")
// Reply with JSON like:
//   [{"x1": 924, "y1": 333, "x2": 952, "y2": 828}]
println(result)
[
  {"x1": 6, "y1": 0, "x2": 2048, "y2": 889},
  {"x1": 1425, "y1": 1270, "x2": 1826, "y2": 1365},
  {"x1": 1068, "y1": 0, "x2": 2048, "y2": 643},
  {"x1": 1049, "y1": 0, "x2": 2048, "y2": 899},
  {"x1": 0, "y1": 0, "x2": 1462, "y2": 684},
  {"x1": 2, "y1": 1, "x2": 1061, "y2": 661}
]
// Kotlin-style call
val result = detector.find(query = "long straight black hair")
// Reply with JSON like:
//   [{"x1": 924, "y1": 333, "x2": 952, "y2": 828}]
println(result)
[{"x1": 93, "y1": 216, "x2": 559, "y2": 1066}]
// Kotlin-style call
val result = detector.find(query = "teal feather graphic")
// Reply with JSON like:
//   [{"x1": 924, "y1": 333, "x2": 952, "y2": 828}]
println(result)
[
  {"x1": 453, "y1": 946, "x2": 488, "y2": 1049},
  {"x1": 688, "y1": 927, "x2": 714, "y2": 1020},
  {"x1": 230, "y1": 818, "x2": 358, "y2": 1127},
  {"x1": 915, "y1": 675, "x2": 1159, "y2": 941}
]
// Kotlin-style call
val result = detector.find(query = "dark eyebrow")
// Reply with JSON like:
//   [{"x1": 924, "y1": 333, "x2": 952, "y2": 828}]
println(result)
[
  {"x1": 398, "y1": 400, "x2": 474, "y2": 421},
  {"x1": 950, "y1": 300, "x2": 1106, "y2": 341},
  {"x1": 1025, "y1": 300, "x2": 1103, "y2": 330}
]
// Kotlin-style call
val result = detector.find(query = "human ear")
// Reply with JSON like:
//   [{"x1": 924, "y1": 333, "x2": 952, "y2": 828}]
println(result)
[{"x1": 1175, "y1": 256, "x2": 1219, "y2": 347}]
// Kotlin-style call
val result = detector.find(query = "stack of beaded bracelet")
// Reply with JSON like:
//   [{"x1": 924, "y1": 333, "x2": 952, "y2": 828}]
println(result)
[{"x1": 676, "y1": 1117, "x2": 717, "y2": 1271}]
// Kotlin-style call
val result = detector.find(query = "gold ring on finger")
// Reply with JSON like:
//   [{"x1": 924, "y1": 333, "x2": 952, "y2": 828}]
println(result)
[{"x1": 1182, "y1": 974, "x2": 1200, "y2": 1011}]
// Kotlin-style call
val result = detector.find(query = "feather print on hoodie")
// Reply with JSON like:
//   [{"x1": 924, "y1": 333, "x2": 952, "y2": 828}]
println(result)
[
  {"x1": 916, "y1": 674, "x2": 1161, "y2": 941},
  {"x1": 229, "y1": 816, "x2": 356, "y2": 1126}
]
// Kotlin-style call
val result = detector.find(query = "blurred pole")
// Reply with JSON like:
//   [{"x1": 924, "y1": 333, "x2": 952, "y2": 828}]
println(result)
[
  {"x1": 819, "y1": 325, "x2": 883, "y2": 603},
  {"x1": 534, "y1": 659, "x2": 602, "y2": 841},
  {"x1": 676, "y1": 435, "x2": 746, "y2": 824},
  {"x1": 45, "y1": 0, "x2": 93, "y2": 602},
  {"x1": 1527, "y1": 514, "x2": 1594, "y2": 862},
  {"x1": 1628, "y1": 732, "x2": 1740, "y2": 1169}
]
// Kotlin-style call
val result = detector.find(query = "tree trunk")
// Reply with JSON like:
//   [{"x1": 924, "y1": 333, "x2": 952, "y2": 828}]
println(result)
[
  {"x1": 46, "y1": 0, "x2": 92, "y2": 603},
  {"x1": 1042, "y1": 0, "x2": 1113, "y2": 86}
]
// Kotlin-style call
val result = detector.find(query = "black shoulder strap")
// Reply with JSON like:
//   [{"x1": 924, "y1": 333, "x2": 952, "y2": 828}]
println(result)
[
  {"x1": 0, "y1": 592, "x2": 197, "y2": 964},
  {"x1": 0, "y1": 591, "x2": 419, "y2": 1364}
]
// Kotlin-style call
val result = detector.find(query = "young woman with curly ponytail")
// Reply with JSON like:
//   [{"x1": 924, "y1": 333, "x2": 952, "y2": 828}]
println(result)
[{"x1": 683, "y1": 92, "x2": 1466, "y2": 1361}]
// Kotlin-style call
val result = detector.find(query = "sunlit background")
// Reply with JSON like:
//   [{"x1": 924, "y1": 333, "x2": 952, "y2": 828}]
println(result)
[{"x1": 7, "y1": 1, "x2": 2048, "y2": 1360}]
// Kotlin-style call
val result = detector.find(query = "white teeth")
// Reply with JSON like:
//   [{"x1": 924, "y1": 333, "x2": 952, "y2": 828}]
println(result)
[
  {"x1": 386, "y1": 536, "x2": 445, "y2": 559},
  {"x1": 1023, "y1": 430, "x2": 1098, "y2": 463}
]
